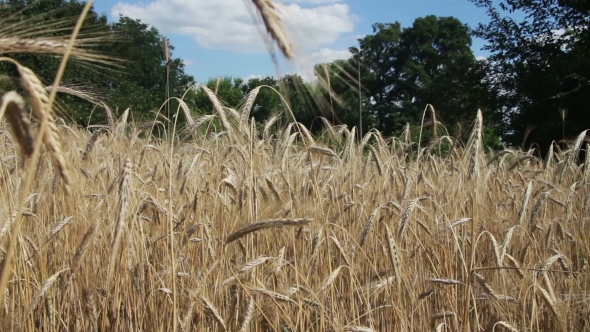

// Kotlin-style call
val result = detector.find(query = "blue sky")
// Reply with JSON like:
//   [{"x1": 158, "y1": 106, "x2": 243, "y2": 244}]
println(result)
[{"x1": 92, "y1": 0, "x2": 494, "y2": 83}]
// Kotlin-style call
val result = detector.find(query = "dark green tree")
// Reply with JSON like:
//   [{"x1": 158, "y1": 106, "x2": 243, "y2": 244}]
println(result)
[
  {"x1": 107, "y1": 16, "x2": 194, "y2": 122},
  {"x1": 0, "y1": 0, "x2": 113, "y2": 123},
  {"x1": 349, "y1": 16, "x2": 500, "y2": 141},
  {"x1": 468, "y1": 0, "x2": 590, "y2": 151}
]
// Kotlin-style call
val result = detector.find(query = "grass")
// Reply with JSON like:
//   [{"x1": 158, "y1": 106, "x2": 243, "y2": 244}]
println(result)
[{"x1": 1, "y1": 1, "x2": 590, "y2": 331}]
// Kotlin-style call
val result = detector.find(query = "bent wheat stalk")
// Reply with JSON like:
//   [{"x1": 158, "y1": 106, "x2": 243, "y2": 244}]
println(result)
[{"x1": 226, "y1": 218, "x2": 312, "y2": 244}]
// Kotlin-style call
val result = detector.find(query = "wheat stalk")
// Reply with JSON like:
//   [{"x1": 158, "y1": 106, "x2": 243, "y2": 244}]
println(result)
[{"x1": 226, "y1": 218, "x2": 312, "y2": 244}]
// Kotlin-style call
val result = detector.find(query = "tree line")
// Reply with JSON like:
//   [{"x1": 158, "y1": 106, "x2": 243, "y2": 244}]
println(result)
[{"x1": 1, "y1": 0, "x2": 588, "y2": 153}]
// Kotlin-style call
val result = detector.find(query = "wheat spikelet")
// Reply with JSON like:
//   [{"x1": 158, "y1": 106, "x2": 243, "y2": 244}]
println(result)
[
  {"x1": 360, "y1": 206, "x2": 379, "y2": 246},
  {"x1": 369, "y1": 145, "x2": 383, "y2": 176},
  {"x1": 582, "y1": 143, "x2": 590, "y2": 184},
  {"x1": 296, "y1": 122, "x2": 316, "y2": 146},
  {"x1": 536, "y1": 285, "x2": 560, "y2": 320},
  {"x1": 310, "y1": 228, "x2": 324, "y2": 270},
  {"x1": 330, "y1": 235, "x2": 352, "y2": 267},
  {"x1": 518, "y1": 180, "x2": 533, "y2": 226},
  {"x1": 180, "y1": 114, "x2": 216, "y2": 141},
  {"x1": 71, "y1": 224, "x2": 96, "y2": 273},
  {"x1": 239, "y1": 86, "x2": 261, "y2": 123},
  {"x1": 483, "y1": 231, "x2": 502, "y2": 267},
  {"x1": 564, "y1": 181, "x2": 578, "y2": 223},
  {"x1": 106, "y1": 158, "x2": 132, "y2": 287},
  {"x1": 200, "y1": 295, "x2": 227, "y2": 330},
  {"x1": 464, "y1": 109, "x2": 483, "y2": 178},
  {"x1": 238, "y1": 295, "x2": 255, "y2": 332},
  {"x1": 500, "y1": 226, "x2": 517, "y2": 265},
  {"x1": 447, "y1": 217, "x2": 471, "y2": 228},
  {"x1": 474, "y1": 272, "x2": 497, "y2": 298},
  {"x1": 384, "y1": 224, "x2": 402, "y2": 286},
  {"x1": 435, "y1": 323, "x2": 449, "y2": 332},
  {"x1": 17, "y1": 63, "x2": 72, "y2": 194},
  {"x1": 537, "y1": 253, "x2": 562, "y2": 278},
  {"x1": 0, "y1": 213, "x2": 16, "y2": 241},
  {"x1": 82, "y1": 129, "x2": 103, "y2": 160},
  {"x1": 363, "y1": 276, "x2": 395, "y2": 295},
  {"x1": 1, "y1": 91, "x2": 34, "y2": 157},
  {"x1": 177, "y1": 98, "x2": 194, "y2": 127},
  {"x1": 115, "y1": 108, "x2": 129, "y2": 136},
  {"x1": 49, "y1": 215, "x2": 73, "y2": 237},
  {"x1": 198, "y1": 85, "x2": 234, "y2": 139},
  {"x1": 342, "y1": 326, "x2": 376, "y2": 332},
  {"x1": 274, "y1": 247, "x2": 286, "y2": 273},
  {"x1": 249, "y1": 286, "x2": 295, "y2": 304},
  {"x1": 492, "y1": 321, "x2": 520, "y2": 332},
  {"x1": 529, "y1": 190, "x2": 552, "y2": 232},
  {"x1": 225, "y1": 218, "x2": 312, "y2": 244},
  {"x1": 308, "y1": 145, "x2": 338, "y2": 158},
  {"x1": 25, "y1": 268, "x2": 70, "y2": 316},
  {"x1": 399, "y1": 198, "x2": 423, "y2": 240},
  {"x1": 180, "y1": 302, "x2": 195, "y2": 332},
  {"x1": 249, "y1": 0, "x2": 293, "y2": 59},
  {"x1": 428, "y1": 278, "x2": 464, "y2": 285},
  {"x1": 318, "y1": 265, "x2": 346, "y2": 293},
  {"x1": 263, "y1": 112, "x2": 281, "y2": 139},
  {"x1": 545, "y1": 141, "x2": 555, "y2": 170},
  {"x1": 264, "y1": 176, "x2": 282, "y2": 202},
  {"x1": 222, "y1": 255, "x2": 271, "y2": 286}
]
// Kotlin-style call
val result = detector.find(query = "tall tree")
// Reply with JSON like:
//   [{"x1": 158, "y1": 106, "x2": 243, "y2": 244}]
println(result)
[
  {"x1": 349, "y1": 16, "x2": 498, "y2": 138},
  {"x1": 468, "y1": 0, "x2": 590, "y2": 151},
  {"x1": 107, "y1": 16, "x2": 194, "y2": 120}
]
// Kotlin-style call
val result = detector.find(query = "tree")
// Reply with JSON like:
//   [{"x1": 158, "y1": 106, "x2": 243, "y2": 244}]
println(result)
[
  {"x1": 0, "y1": 0, "x2": 195, "y2": 126},
  {"x1": 468, "y1": 0, "x2": 590, "y2": 151},
  {"x1": 349, "y1": 16, "x2": 499, "y2": 139},
  {"x1": 107, "y1": 16, "x2": 194, "y2": 121},
  {"x1": 0, "y1": 0, "x2": 113, "y2": 123},
  {"x1": 313, "y1": 59, "x2": 376, "y2": 136}
]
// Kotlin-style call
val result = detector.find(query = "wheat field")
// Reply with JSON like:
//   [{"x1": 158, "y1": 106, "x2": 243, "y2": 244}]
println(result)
[
  {"x1": 1, "y1": 97, "x2": 589, "y2": 331},
  {"x1": 1, "y1": 1, "x2": 590, "y2": 331}
]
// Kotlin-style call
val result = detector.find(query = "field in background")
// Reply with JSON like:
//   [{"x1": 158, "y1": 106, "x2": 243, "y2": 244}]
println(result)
[{"x1": 0, "y1": 100, "x2": 589, "y2": 331}]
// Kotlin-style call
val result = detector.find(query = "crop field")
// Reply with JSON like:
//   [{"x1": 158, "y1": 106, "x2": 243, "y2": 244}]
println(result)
[
  {"x1": 1, "y1": 1, "x2": 590, "y2": 331},
  {"x1": 1, "y1": 92, "x2": 589, "y2": 331}
]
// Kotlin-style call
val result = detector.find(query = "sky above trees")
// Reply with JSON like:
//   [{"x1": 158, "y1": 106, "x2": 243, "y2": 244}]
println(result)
[{"x1": 93, "y1": 0, "x2": 497, "y2": 82}]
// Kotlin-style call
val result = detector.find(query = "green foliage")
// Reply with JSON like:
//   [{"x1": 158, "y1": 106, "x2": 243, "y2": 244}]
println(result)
[
  {"x1": 0, "y1": 0, "x2": 195, "y2": 127},
  {"x1": 313, "y1": 60, "x2": 376, "y2": 136},
  {"x1": 310, "y1": 15, "x2": 503, "y2": 146},
  {"x1": 468, "y1": 0, "x2": 590, "y2": 152}
]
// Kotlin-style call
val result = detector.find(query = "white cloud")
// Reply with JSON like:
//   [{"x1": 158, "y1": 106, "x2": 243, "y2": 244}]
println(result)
[
  {"x1": 285, "y1": 0, "x2": 343, "y2": 4},
  {"x1": 111, "y1": 0, "x2": 355, "y2": 55},
  {"x1": 293, "y1": 47, "x2": 351, "y2": 82}
]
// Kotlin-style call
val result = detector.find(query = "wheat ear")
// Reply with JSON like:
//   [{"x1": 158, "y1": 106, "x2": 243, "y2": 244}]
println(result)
[
  {"x1": 249, "y1": 0, "x2": 293, "y2": 59},
  {"x1": 225, "y1": 218, "x2": 312, "y2": 244},
  {"x1": 17, "y1": 64, "x2": 72, "y2": 195},
  {"x1": 106, "y1": 159, "x2": 132, "y2": 288},
  {"x1": 1, "y1": 91, "x2": 34, "y2": 157}
]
